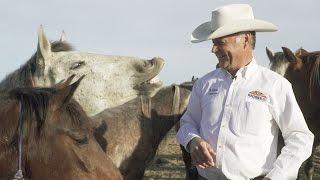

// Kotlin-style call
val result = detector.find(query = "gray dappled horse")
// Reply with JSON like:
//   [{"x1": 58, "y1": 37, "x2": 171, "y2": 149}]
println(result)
[
  {"x1": 92, "y1": 82, "x2": 193, "y2": 180},
  {"x1": 0, "y1": 27, "x2": 164, "y2": 116}
]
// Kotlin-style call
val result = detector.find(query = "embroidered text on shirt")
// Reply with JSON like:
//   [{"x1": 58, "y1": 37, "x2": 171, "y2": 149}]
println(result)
[{"x1": 209, "y1": 88, "x2": 219, "y2": 95}]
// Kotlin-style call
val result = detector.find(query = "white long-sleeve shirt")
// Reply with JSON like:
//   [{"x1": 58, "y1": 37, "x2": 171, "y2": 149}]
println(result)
[{"x1": 176, "y1": 58, "x2": 314, "y2": 180}]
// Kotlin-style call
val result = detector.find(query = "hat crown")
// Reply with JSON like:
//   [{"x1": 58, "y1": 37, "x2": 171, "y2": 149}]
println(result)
[{"x1": 211, "y1": 4, "x2": 254, "y2": 31}]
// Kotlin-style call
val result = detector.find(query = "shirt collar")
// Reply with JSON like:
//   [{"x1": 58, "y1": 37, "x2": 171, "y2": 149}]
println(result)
[
  {"x1": 240, "y1": 57, "x2": 258, "y2": 79},
  {"x1": 220, "y1": 57, "x2": 258, "y2": 80}
]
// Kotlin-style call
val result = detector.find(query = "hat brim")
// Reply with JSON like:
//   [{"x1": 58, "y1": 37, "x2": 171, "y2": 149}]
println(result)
[{"x1": 191, "y1": 19, "x2": 278, "y2": 43}]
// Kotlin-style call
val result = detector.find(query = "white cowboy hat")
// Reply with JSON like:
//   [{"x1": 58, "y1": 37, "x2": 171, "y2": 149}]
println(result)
[{"x1": 191, "y1": 4, "x2": 278, "y2": 43}]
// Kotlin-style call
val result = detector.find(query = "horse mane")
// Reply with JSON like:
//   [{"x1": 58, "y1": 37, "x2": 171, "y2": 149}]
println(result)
[
  {"x1": 9, "y1": 87, "x2": 55, "y2": 132},
  {"x1": 0, "y1": 41, "x2": 74, "y2": 90},
  {"x1": 9, "y1": 85, "x2": 88, "y2": 134},
  {"x1": 304, "y1": 53, "x2": 320, "y2": 98},
  {"x1": 179, "y1": 81, "x2": 195, "y2": 91},
  {"x1": 25, "y1": 41, "x2": 74, "y2": 78}
]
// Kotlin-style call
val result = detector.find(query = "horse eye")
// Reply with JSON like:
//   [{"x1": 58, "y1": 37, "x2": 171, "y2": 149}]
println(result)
[
  {"x1": 68, "y1": 132, "x2": 89, "y2": 145},
  {"x1": 70, "y1": 61, "x2": 85, "y2": 70}
]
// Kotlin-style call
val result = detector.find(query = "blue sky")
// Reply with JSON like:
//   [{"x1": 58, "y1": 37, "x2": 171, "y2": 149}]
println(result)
[{"x1": 0, "y1": 0, "x2": 319, "y2": 85}]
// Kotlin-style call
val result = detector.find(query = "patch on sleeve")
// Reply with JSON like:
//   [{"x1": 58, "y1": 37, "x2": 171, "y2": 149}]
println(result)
[
  {"x1": 248, "y1": 90, "x2": 268, "y2": 101},
  {"x1": 208, "y1": 88, "x2": 219, "y2": 95}
]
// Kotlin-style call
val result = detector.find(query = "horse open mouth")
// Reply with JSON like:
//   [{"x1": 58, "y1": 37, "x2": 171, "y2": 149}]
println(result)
[
  {"x1": 136, "y1": 74, "x2": 163, "y2": 96},
  {"x1": 147, "y1": 75, "x2": 162, "y2": 84},
  {"x1": 140, "y1": 74, "x2": 162, "y2": 87}
]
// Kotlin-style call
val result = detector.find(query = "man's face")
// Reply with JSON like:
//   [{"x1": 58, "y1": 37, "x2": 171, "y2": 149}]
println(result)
[{"x1": 212, "y1": 33, "x2": 245, "y2": 72}]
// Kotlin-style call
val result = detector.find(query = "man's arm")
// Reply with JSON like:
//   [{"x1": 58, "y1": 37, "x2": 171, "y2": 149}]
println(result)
[
  {"x1": 176, "y1": 80, "x2": 202, "y2": 148},
  {"x1": 266, "y1": 80, "x2": 314, "y2": 179},
  {"x1": 176, "y1": 80, "x2": 215, "y2": 168}
]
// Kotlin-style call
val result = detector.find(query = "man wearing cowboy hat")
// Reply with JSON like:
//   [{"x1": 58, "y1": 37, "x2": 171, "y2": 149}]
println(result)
[{"x1": 177, "y1": 4, "x2": 314, "y2": 180}]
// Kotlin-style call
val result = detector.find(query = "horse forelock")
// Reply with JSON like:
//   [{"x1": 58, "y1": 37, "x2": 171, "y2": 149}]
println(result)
[
  {"x1": 9, "y1": 86, "x2": 89, "y2": 136},
  {"x1": 50, "y1": 41, "x2": 74, "y2": 52},
  {"x1": 10, "y1": 87, "x2": 55, "y2": 133}
]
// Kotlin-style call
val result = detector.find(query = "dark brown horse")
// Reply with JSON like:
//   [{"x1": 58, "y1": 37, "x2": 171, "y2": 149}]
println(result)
[
  {"x1": 0, "y1": 76, "x2": 122, "y2": 179},
  {"x1": 267, "y1": 47, "x2": 320, "y2": 180},
  {"x1": 93, "y1": 82, "x2": 192, "y2": 180}
]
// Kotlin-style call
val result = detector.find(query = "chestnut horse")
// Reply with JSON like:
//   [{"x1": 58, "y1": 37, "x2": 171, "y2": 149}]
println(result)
[
  {"x1": 267, "y1": 47, "x2": 320, "y2": 180},
  {"x1": 93, "y1": 82, "x2": 193, "y2": 180},
  {"x1": 0, "y1": 76, "x2": 122, "y2": 179}
]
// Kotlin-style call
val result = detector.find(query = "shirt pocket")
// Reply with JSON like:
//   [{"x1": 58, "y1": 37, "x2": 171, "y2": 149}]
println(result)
[{"x1": 238, "y1": 97, "x2": 272, "y2": 135}]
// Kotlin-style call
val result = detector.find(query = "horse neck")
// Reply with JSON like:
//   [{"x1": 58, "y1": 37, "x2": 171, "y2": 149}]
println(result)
[
  {"x1": 0, "y1": 100, "x2": 19, "y2": 176},
  {"x1": 150, "y1": 86, "x2": 188, "y2": 145},
  {"x1": 0, "y1": 62, "x2": 34, "y2": 91}
]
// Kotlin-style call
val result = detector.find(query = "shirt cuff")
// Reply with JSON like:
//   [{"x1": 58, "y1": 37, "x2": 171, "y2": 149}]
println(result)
[{"x1": 180, "y1": 133, "x2": 201, "y2": 151}]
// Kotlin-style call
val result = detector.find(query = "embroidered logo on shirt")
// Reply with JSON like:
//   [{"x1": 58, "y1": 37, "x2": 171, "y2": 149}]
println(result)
[
  {"x1": 208, "y1": 88, "x2": 219, "y2": 95},
  {"x1": 248, "y1": 90, "x2": 267, "y2": 101}
]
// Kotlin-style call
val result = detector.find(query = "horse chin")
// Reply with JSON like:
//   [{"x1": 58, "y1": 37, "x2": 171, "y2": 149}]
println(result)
[{"x1": 135, "y1": 81, "x2": 163, "y2": 97}]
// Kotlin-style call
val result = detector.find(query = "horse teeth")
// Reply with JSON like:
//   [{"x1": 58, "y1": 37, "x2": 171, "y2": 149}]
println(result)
[{"x1": 150, "y1": 76, "x2": 160, "y2": 83}]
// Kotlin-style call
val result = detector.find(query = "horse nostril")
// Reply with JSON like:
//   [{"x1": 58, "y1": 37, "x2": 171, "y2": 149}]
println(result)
[{"x1": 150, "y1": 57, "x2": 165, "y2": 68}]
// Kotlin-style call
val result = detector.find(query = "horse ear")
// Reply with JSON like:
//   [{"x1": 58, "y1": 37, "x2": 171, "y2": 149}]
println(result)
[
  {"x1": 266, "y1": 47, "x2": 274, "y2": 62},
  {"x1": 282, "y1": 47, "x2": 297, "y2": 63},
  {"x1": 52, "y1": 75, "x2": 85, "y2": 108},
  {"x1": 295, "y1": 47, "x2": 308, "y2": 57},
  {"x1": 37, "y1": 26, "x2": 52, "y2": 62},
  {"x1": 54, "y1": 74, "x2": 76, "y2": 89},
  {"x1": 60, "y1": 30, "x2": 67, "y2": 42}
]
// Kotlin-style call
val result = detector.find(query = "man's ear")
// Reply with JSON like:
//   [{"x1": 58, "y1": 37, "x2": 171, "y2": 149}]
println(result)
[
  {"x1": 266, "y1": 47, "x2": 275, "y2": 62},
  {"x1": 282, "y1": 47, "x2": 298, "y2": 63}
]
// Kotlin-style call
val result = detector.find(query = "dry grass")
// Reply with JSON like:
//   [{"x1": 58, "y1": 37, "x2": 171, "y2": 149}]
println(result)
[{"x1": 144, "y1": 128, "x2": 320, "y2": 180}]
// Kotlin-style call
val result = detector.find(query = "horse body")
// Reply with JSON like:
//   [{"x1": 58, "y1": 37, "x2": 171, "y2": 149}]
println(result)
[
  {"x1": 93, "y1": 83, "x2": 192, "y2": 179},
  {"x1": 0, "y1": 27, "x2": 164, "y2": 116},
  {"x1": 0, "y1": 77, "x2": 122, "y2": 179},
  {"x1": 267, "y1": 47, "x2": 320, "y2": 180}
]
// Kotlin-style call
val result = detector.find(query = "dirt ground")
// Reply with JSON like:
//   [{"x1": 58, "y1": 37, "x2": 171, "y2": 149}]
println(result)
[{"x1": 143, "y1": 128, "x2": 320, "y2": 180}]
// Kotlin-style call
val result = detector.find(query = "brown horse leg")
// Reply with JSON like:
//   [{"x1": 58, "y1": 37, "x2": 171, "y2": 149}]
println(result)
[
  {"x1": 179, "y1": 145, "x2": 198, "y2": 180},
  {"x1": 175, "y1": 122, "x2": 198, "y2": 180},
  {"x1": 304, "y1": 155, "x2": 314, "y2": 180},
  {"x1": 123, "y1": 168, "x2": 145, "y2": 180}
]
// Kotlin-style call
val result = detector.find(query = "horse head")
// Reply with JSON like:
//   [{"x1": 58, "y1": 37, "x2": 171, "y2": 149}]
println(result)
[
  {"x1": 282, "y1": 47, "x2": 320, "y2": 100},
  {"x1": 0, "y1": 76, "x2": 122, "y2": 179},
  {"x1": 1, "y1": 26, "x2": 165, "y2": 116},
  {"x1": 266, "y1": 47, "x2": 308, "y2": 76}
]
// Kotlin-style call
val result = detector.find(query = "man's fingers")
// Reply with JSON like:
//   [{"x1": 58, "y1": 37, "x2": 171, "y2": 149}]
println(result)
[
  {"x1": 199, "y1": 144, "x2": 214, "y2": 164},
  {"x1": 190, "y1": 138, "x2": 216, "y2": 168},
  {"x1": 207, "y1": 146, "x2": 216, "y2": 164},
  {"x1": 197, "y1": 164, "x2": 206, "y2": 169},
  {"x1": 208, "y1": 146, "x2": 216, "y2": 156}
]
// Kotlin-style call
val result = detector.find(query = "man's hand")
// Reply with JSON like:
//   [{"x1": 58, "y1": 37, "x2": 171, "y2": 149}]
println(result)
[{"x1": 188, "y1": 137, "x2": 216, "y2": 169}]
